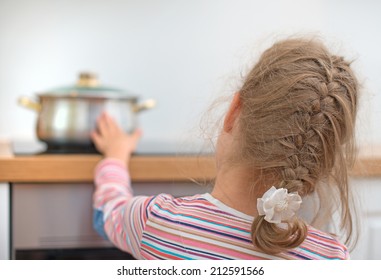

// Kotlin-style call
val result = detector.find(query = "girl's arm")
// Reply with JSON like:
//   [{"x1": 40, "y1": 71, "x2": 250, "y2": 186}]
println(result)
[
  {"x1": 91, "y1": 112, "x2": 147, "y2": 256},
  {"x1": 93, "y1": 158, "x2": 131, "y2": 244},
  {"x1": 92, "y1": 158, "x2": 154, "y2": 257}
]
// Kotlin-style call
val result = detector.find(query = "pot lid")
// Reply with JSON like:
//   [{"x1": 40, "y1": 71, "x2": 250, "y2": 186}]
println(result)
[{"x1": 39, "y1": 72, "x2": 136, "y2": 99}]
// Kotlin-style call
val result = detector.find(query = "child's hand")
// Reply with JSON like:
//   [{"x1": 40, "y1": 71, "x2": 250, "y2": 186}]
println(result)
[{"x1": 91, "y1": 112, "x2": 142, "y2": 163}]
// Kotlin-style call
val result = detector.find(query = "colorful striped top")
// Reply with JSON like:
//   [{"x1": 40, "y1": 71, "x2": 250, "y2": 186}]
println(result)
[{"x1": 93, "y1": 158, "x2": 349, "y2": 260}]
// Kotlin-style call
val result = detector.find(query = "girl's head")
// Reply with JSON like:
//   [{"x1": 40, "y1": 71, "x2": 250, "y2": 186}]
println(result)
[{"x1": 222, "y1": 38, "x2": 359, "y2": 254}]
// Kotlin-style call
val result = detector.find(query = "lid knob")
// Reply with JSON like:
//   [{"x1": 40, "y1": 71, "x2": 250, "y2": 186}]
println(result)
[{"x1": 77, "y1": 72, "x2": 99, "y2": 88}]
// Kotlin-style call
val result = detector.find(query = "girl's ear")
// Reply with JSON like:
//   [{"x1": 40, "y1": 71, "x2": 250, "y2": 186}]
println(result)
[{"x1": 223, "y1": 92, "x2": 241, "y2": 133}]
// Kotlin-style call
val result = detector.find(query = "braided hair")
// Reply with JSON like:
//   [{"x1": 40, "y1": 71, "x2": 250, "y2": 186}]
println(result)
[{"x1": 235, "y1": 38, "x2": 358, "y2": 254}]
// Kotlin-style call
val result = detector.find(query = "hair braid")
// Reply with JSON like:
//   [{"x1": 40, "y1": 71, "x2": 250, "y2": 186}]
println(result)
[{"x1": 235, "y1": 38, "x2": 358, "y2": 254}]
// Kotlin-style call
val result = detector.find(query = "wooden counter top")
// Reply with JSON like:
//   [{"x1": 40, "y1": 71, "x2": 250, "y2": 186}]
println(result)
[
  {"x1": 1, "y1": 141, "x2": 381, "y2": 183},
  {"x1": 0, "y1": 141, "x2": 215, "y2": 183}
]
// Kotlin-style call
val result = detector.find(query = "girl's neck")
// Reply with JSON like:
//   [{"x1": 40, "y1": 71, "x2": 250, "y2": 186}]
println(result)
[{"x1": 211, "y1": 164, "x2": 263, "y2": 217}]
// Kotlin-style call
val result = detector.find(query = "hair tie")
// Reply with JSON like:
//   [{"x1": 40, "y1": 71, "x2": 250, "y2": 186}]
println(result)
[{"x1": 257, "y1": 186, "x2": 302, "y2": 224}]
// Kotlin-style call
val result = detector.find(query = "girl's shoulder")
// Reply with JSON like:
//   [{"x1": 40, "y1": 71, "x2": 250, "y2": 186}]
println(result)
[
  {"x1": 147, "y1": 193, "x2": 253, "y2": 221},
  {"x1": 284, "y1": 225, "x2": 350, "y2": 260},
  {"x1": 146, "y1": 193, "x2": 218, "y2": 214}
]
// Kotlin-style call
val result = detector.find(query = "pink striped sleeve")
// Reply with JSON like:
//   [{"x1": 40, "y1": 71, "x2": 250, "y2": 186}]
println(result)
[{"x1": 93, "y1": 158, "x2": 154, "y2": 258}]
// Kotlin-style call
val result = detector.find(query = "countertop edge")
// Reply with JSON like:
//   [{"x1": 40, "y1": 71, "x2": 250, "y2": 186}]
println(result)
[
  {"x1": 1, "y1": 141, "x2": 381, "y2": 183},
  {"x1": 0, "y1": 141, "x2": 216, "y2": 183}
]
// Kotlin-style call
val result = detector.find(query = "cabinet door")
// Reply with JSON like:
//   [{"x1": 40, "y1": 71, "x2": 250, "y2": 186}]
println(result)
[
  {"x1": 350, "y1": 178, "x2": 381, "y2": 260},
  {"x1": 12, "y1": 182, "x2": 205, "y2": 253},
  {"x1": 368, "y1": 220, "x2": 381, "y2": 259},
  {"x1": 0, "y1": 183, "x2": 10, "y2": 260}
]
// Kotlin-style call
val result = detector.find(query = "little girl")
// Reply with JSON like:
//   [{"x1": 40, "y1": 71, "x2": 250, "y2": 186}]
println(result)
[{"x1": 91, "y1": 38, "x2": 358, "y2": 259}]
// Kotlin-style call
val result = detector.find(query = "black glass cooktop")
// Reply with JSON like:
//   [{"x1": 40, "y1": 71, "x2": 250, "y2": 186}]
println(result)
[
  {"x1": 12, "y1": 140, "x2": 211, "y2": 156},
  {"x1": 13, "y1": 142, "x2": 99, "y2": 154}
]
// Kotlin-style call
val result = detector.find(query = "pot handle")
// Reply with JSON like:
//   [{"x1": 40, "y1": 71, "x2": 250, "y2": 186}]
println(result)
[
  {"x1": 18, "y1": 97, "x2": 41, "y2": 112},
  {"x1": 133, "y1": 99, "x2": 156, "y2": 113}
]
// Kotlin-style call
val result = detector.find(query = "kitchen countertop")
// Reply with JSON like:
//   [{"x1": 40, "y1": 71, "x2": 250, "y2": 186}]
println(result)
[
  {"x1": 0, "y1": 141, "x2": 215, "y2": 183},
  {"x1": 0, "y1": 140, "x2": 381, "y2": 183}
]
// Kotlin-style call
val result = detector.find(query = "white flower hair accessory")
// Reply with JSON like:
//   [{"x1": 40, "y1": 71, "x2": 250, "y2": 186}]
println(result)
[{"x1": 257, "y1": 186, "x2": 302, "y2": 224}]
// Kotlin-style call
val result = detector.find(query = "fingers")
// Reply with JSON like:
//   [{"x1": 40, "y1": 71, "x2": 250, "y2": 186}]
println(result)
[
  {"x1": 134, "y1": 128, "x2": 143, "y2": 143},
  {"x1": 90, "y1": 130, "x2": 104, "y2": 153},
  {"x1": 129, "y1": 128, "x2": 143, "y2": 152},
  {"x1": 96, "y1": 112, "x2": 109, "y2": 136},
  {"x1": 103, "y1": 112, "x2": 116, "y2": 131},
  {"x1": 98, "y1": 112, "x2": 122, "y2": 134}
]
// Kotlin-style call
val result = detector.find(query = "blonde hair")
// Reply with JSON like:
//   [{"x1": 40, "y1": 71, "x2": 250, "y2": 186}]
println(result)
[{"x1": 235, "y1": 38, "x2": 358, "y2": 254}]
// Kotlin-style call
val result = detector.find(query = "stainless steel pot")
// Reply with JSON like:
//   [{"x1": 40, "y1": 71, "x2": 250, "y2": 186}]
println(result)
[{"x1": 19, "y1": 73, "x2": 156, "y2": 146}]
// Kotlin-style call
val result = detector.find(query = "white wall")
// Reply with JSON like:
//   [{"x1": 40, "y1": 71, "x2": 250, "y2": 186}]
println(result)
[{"x1": 1, "y1": 0, "x2": 380, "y2": 147}]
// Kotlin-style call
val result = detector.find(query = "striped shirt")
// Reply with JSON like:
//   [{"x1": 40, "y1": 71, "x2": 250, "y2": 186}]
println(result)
[{"x1": 93, "y1": 158, "x2": 349, "y2": 260}]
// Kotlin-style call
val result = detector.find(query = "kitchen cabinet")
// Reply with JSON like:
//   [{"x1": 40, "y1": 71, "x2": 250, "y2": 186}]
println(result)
[
  {"x1": 0, "y1": 183, "x2": 9, "y2": 260},
  {"x1": 349, "y1": 178, "x2": 381, "y2": 259},
  {"x1": 0, "y1": 140, "x2": 215, "y2": 259},
  {"x1": 11, "y1": 181, "x2": 206, "y2": 259}
]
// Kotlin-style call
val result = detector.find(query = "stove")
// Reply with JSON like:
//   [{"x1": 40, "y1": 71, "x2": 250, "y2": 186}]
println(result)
[
  {"x1": 10, "y1": 140, "x2": 209, "y2": 260},
  {"x1": 12, "y1": 141, "x2": 98, "y2": 155},
  {"x1": 11, "y1": 140, "x2": 210, "y2": 156}
]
